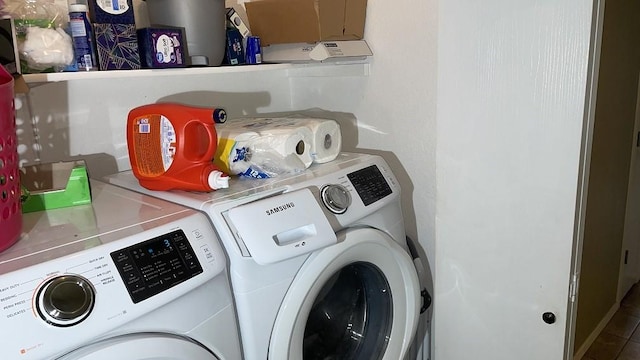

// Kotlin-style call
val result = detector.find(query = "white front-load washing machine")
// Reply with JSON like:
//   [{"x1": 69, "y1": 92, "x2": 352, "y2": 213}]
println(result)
[
  {"x1": 0, "y1": 181, "x2": 243, "y2": 360},
  {"x1": 107, "y1": 152, "x2": 432, "y2": 360}
]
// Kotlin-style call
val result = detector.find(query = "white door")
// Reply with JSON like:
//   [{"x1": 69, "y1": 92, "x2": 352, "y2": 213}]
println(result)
[
  {"x1": 436, "y1": 1, "x2": 602, "y2": 359},
  {"x1": 268, "y1": 227, "x2": 420, "y2": 360},
  {"x1": 619, "y1": 75, "x2": 640, "y2": 300},
  {"x1": 56, "y1": 333, "x2": 219, "y2": 360}
]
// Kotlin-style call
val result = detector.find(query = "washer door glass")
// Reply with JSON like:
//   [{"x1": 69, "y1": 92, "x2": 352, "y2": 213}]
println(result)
[
  {"x1": 268, "y1": 227, "x2": 420, "y2": 360},
  {"x1": 304, "y1": 262, "x2": 392, "y2": 360},
  {"x1": 55, "y1": 333, "x2": 219, "y2": 360}
]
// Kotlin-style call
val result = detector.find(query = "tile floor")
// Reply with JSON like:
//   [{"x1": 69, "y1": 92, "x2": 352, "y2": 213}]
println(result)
[{"x1": 582, "y1": 283, "x2": 640, "y2": 360}]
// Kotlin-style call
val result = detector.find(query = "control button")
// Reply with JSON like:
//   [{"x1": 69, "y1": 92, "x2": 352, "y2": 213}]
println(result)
[
  {"x1": 36, "y1": 275, "x2": 95, "y2": 327},
  {"x1": 201, "y1": 244, "x2": 215, "y2": 262},
  {"x1": 321, "y1": 184, "x2": 351, "y2": 214}
]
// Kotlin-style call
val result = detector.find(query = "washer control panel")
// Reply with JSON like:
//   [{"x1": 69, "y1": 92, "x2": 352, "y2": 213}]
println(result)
[
  {"x1": 111, "y1": 229, "x2": 203, "y2": 304},
  {"x1": 347, "y1": 164, "x2": 393, "y2": 206}
]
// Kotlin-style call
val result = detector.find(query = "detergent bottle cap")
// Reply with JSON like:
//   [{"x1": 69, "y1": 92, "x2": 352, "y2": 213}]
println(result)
[
  {"x1": 208, "y1": 170, "x2": 230, "y2": 190},
  {"x1": 212, "y1": 108, "x2": 227, "y2": 123}
]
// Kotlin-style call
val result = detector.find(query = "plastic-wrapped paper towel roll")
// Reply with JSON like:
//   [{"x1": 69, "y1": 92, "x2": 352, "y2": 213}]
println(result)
[
  {"x1": 238, "y1": 116, "x2": 342, "y2": 164},
  {"x1": 252, "y1": 125, "x2": 314, "y2": 168},
  {"x1": 300, "y1": 119, "x2": 342, "y2": 163},
  {"x1": 214, "y1": 118, "x2": 314, "y2": 178},
  {"x1": 213, "y1": 130, "x2": 264, "y2": 177}
]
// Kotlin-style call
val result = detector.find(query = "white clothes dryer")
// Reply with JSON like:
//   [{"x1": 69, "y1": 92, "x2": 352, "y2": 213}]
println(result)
[
  {"x1": 0, "y1": 181, "x2": 243, "y2": 360},
  {"x1": 107, "y1": 152, "x2": 432, "y2": 360}
]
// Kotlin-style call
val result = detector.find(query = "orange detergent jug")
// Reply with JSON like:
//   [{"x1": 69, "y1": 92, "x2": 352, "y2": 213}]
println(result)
[{"x1": 127, "y1": 103, "x2": 229, "y2": 191}]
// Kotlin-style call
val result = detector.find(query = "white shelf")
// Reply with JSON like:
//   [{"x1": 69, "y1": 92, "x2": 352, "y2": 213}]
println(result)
[{"x1": 22, "y1": 61, "x2": 370, "y2": 84}]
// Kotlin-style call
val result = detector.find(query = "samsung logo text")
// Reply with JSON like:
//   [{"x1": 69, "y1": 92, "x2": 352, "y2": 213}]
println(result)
[{"x1": 265, "y1": 202, "x2": 296, "y2": 215}]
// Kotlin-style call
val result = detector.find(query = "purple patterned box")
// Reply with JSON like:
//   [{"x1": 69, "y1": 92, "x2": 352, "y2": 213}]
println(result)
[
  {"x1": 94, "y1": 23, "x2": 141, "y2": 70},
  {"x1": 137, "y1": 27, "x2": 187, "y2": 68}
]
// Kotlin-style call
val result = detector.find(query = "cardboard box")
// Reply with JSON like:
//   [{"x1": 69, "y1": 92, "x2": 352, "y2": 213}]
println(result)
[
  {"x1": 262, "y1": 40, "x2": 372, "y2": 63},
  {"x1": 245, "y1": 0, "x2": 367, "y2": 46},
  {"x1": 94, "y1": 23, "x2": 141, "y2": 70},
  {"x1": 137, "y1": 27, "x2": 187, "y2": 68},
  {"x1": 20, "y1": 160, "x2": 92, "y2": 213}
]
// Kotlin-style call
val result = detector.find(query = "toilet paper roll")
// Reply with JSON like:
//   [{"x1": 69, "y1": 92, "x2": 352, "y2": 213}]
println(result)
[
  {"x1": 251, "y1": 125, "x2": 314, "y2": 169},
  {"x1": 301, "y1": 119, "x2": 342, "y2": 163}
]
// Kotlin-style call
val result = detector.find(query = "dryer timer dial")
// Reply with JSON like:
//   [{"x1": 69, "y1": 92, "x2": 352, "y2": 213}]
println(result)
[
  {"x1": 321, "y1": 184, "x2": 352, "y2": 214},
  {"x1": 36, "y1": 275, "x2": 96, "y2": 327}
]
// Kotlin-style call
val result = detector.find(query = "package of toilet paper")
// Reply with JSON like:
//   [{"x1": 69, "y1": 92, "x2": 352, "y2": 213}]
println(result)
[
  {"x1": 214, "y1": 117, "x2": 314, "y2": 178},
  {"x1": 215, "y1": 116, "x2": 343, "y2": 178}
]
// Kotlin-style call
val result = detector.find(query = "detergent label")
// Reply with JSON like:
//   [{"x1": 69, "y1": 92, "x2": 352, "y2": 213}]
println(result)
[{"x1": 132, "y1": 114, "x2": 176, "y2": 177}]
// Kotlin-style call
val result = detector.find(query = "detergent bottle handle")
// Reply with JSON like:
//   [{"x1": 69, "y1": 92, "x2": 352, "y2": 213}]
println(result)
[{"x1": 202, "y1": 122, "x2": 219, "y2": 162}]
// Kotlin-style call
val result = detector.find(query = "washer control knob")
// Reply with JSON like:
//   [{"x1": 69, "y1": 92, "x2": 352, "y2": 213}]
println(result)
[
  {"x1": 37, "y1": 275, "x2": 96, "y2": 327},
  {"x1": 321, "y1": 184, "x2": 351, "y2": 214}
]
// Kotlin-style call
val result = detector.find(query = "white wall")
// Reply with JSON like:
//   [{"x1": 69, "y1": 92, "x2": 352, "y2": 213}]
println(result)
[
  {"x1": 292, "y1": 0, "x2": 439, "y2": 271},
  {"x1": 17, "y1": 70, "x2": 296, "y2": 179}
]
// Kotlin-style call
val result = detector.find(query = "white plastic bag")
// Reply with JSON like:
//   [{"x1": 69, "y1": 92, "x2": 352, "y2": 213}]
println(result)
[
  {"x1": 2, "y1": 0, "x2": 73, "y2": 72},
  {"x1": 19, "y1": 26, "x2": 73, "y2": 70}
]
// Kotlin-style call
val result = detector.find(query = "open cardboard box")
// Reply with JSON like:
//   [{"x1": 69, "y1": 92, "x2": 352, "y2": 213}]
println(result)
[
  {"x1": 245, "y1": 0, "x2": 367, "y2": 46},
  {"x1": 262, "y1": 40, "x2": 372, "y2": 63},
  {"x1": 20, "y1": 160, "x2": 92, "y2": 213}
]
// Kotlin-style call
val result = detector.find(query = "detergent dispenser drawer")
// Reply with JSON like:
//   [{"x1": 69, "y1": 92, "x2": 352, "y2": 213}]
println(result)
[{"x1": 228, "y1": 188, "x2": 337, "y2": 265}]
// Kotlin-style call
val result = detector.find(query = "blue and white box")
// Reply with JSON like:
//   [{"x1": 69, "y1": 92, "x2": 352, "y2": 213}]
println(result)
[
  {"x1": 137, "y1": 27, "x2": 187, "y2": 68},
  {"x1": 88, "y1": 0, "x2": 135, "y2": 24}
]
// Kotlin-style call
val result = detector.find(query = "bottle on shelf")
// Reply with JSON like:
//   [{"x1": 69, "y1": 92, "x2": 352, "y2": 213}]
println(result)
[{"x1": 68, "y1": 3, "x2": 98, "y2": 71}]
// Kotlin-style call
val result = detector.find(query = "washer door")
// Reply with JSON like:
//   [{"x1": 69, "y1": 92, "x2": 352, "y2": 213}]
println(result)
[
  {"x1": 269, "y1": 227, "x2": 420, "y2": 360},
  {"x1": 56, "y1": 333, "x2": 219, "y2": 360}
]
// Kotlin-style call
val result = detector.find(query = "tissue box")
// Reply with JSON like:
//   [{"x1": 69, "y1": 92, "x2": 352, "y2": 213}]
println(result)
[
  {"x1": 94, "y1": 23, "x2": 141, "y2": 70},
  {"x1": 137, "y1": 27, "x2": 187, "y2": 68},
  {"x1": 245, "y1": 0, "x2": 367, "y2": 45},
  {"x1": 20, "y1": 160, "x2": 92, "y2": 213},
  {"x1": 88, "y1": 0, "x2": 135, "y2": 24}
]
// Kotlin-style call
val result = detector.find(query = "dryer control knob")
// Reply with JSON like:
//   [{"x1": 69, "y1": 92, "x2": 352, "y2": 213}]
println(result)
[
  {"x1": 321, "y1": 184, "x2": 351, "y2": 214},
  {"x1": 36, "y1": 275, "x2": 96, "y2": 327}
]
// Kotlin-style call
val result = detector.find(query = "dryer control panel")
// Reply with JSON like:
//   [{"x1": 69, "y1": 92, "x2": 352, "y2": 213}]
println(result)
[{"x1": 111, "y1": 229, "x2": 203, "y2": 304}]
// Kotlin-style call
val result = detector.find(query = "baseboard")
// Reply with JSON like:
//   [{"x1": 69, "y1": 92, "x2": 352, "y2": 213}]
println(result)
[{"x1": 573, "y1": 303, "x2": 620, "y2": 360}]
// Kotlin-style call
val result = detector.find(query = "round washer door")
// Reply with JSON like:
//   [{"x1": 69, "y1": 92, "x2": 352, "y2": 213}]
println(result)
[
  {"x1": 269, "y1": 227, "x2": 421, "y2": 360},
  {"x1": 56, "y1": 333, "x2": 219, "y2": 360}
]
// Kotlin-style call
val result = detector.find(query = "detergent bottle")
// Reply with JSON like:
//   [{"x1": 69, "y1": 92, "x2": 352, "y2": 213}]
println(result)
[{"x1": 127, "y1": 103, "x2": 229, "y2": 191}]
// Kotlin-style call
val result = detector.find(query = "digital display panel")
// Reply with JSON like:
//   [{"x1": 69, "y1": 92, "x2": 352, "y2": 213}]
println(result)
[
  {"x1": 347, "y1": 165, "x2": 393, "y2": 206},
  {"x1": 111, "y1": 229, "x2": 203, "y2": 303}
]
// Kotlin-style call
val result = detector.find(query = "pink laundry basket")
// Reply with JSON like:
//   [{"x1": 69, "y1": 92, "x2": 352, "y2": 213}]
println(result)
[{"x1": 0, "y1": 64, "x2": 21, "y2": 253}]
